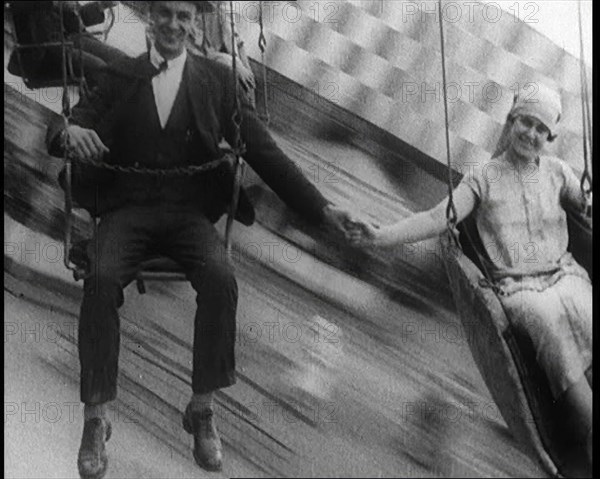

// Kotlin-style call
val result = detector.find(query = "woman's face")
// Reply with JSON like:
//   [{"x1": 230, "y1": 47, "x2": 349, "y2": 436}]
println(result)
[{"x1": 509, "y1": 115, "x2": 551, "y2": 159}]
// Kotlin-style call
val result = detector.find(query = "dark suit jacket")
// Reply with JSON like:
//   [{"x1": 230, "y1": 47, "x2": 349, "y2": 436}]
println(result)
[{"x1": 47, "y1": 51, "x2": 330, "y2": 226}]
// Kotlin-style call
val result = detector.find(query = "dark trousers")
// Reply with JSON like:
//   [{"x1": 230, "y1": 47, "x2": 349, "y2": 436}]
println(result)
[{"x1": 79, "y1": 204, "x2": 237, "y2": 405}]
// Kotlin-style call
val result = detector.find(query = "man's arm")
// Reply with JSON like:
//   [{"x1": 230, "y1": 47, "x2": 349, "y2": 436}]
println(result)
[
  {"x1": 221, "y1": 95, "x2": 330, "y2": 225},
  {"x1": 46, "y1": 70, "x2": 114, "y2": 157}
]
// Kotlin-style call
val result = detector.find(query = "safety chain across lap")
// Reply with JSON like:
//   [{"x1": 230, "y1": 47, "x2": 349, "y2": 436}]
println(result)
[{"x1": 64, "y1": 151, "x2": 236, "y2": 176}]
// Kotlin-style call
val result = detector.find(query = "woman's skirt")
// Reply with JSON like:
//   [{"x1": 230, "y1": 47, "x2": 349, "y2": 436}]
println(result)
[{"x1": 496, "y1": 253, "x2": 592, "y2": 398}]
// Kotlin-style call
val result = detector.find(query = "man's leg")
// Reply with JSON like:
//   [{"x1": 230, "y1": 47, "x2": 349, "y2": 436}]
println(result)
[
  {"x1": 78, "y1": 206, "x2": 153, "y2": 479},
  {"x1": 163, "y1": 210, "x2": 237, "y2": 471}
]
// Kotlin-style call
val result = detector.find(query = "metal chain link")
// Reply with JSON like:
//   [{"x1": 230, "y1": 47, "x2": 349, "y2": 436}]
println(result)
[
  {"x1": 258, "y1": 1, "x2": 270, "y2": 124},
  {"x1": 577, "y1": 0, "x2": 592, "y2": 216},
  {"x1": 225, "y1": 0, "x2": 247, "y2": 257},
  {"x1": 58, "y1": 1, "x2": 79, "y2": 276},
  {"x1": 65, "y1": 152, "x2": 235, "y2": 176}
]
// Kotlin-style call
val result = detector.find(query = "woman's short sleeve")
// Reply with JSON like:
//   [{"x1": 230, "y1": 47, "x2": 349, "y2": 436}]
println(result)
[
  {"x1": 550, "y1": 156, "x2": 586, "y2": 211},
  {"x1": 458, "y1": 161, "x2": 485, "y2": 200}
]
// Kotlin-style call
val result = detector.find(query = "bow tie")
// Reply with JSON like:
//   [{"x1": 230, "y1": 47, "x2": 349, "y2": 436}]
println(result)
[
  {"x1": 153, "y1": 60, "x2": 168, "y2": 76},
  {"x1": 138, "y1": 58, "x2": 169, "y2": 80}
]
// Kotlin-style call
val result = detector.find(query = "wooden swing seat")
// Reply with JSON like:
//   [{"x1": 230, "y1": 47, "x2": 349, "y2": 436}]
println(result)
[{"x1": 443, "y1": 207, "x2": 592, "y2": 478}]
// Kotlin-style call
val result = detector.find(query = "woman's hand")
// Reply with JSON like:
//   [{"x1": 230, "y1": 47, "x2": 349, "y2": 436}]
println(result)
[{"x1": 347, "y1": 220, "x2": 384, "y2": 247}]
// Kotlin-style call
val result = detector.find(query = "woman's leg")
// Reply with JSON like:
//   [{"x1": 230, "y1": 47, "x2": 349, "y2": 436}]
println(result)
[
  {"x1": 501, "y1": 278, "x2": 592, "y2": 471},
  {"x1": 557, "y1": 376, "x2": 593, "y2": 469}
]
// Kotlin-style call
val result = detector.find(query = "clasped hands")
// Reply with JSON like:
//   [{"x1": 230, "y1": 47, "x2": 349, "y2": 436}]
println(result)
[{"x1": 322, "y1": 205, "x2": 384, "y2": 247}]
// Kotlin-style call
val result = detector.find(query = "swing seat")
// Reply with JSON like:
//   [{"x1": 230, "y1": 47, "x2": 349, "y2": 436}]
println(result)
[
  {"x1": 443, "y1": 208, "x2": 592, "y2": 478},
  {"x1": 6, "y1": 1, "x2": 115, "y2": 90},
  {"x1": 61, "y1": 147, "x2": 253, "y2": 291},
  {"x1": 7, "y1": 39, "x2": 88, "y2": 89}
]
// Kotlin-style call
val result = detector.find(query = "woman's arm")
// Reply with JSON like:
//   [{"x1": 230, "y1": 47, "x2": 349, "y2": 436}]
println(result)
[
  {"x1": 351, "y1": 182, "x2": 478, "y2": 247},
  {"x1": 560, "y1": 159, "x2": 589, "y2": 213}
]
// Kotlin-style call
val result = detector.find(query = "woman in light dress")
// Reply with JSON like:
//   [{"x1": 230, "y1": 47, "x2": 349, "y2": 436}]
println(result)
[{"x1": 350, "y1": 84, "x2": 592, "y2": 468}]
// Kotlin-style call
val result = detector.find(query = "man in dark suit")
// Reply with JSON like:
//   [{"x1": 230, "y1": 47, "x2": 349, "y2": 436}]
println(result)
[{"x1": 46, "y1": 2, "x2": 353, "y2": 477}]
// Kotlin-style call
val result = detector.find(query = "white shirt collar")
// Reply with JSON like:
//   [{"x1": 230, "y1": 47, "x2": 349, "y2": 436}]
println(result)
[{"x1": 149, "y1": 43, "x2": 187, "y2": 72}]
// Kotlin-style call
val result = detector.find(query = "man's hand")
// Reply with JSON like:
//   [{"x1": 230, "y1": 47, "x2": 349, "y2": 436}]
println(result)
[
  {"x1": 236, "y1": 63, "x2": 256, "y2": 93},
  {"x1": 321, "y1": 204, "x2": 360, "y2": 239},
  {"x1": 62, "y1": 125, "x2": 109, "y2": 162}
]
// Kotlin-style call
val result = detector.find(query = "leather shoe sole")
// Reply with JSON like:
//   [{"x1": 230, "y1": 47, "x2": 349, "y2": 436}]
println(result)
[
  {"x1": 77, "y1": 418, "x2": 112, "y2": 479},
  {"x1": 182, "y1": 406, "x2": 223, "y2": 472}
]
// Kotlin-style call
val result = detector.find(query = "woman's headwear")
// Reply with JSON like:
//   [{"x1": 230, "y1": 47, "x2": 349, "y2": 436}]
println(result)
[{"x1": 492, "y1": 83, "x2": 562, "y2": 158}]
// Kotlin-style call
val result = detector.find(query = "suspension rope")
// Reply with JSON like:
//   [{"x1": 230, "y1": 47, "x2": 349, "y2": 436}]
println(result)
[
  {"x1": 436, "y1": 0, "x2": 499, "y2": 289},
  {"x1": 577, "y1": 0, "x2": 592, "y2": 211},
  {"x1": 60, "y1": 3, "x2": 110, "y2": 278},
  {"x1": 199, "y1": 8, "x2": 210, "y2": 56},
  {"x1": 103, "y1": 5, "x2": 116, "y2": 43},
  {"x1": 437, "y1": 0, "x2": 458, "y2": 246},
  {"x1": 224, "y1": 0, "x2": 247, "y2": 258},
  {"x1": 258, "y1": 1, "x2": 270, "y2": 124},
  {"x1": 73, "y1": 2, "x2": 90, "y2": 100}
]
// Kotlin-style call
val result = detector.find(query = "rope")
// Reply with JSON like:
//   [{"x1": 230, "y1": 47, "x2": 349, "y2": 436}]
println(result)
[
  {"x1": 224, "y1": 0, "x2": 247, "y2": 258},
  {"x1": 73, "y1": 2, "x2": 90, "y2": 100},
  {"x1": 436, "y1": 0, "x2": 499, "y2": 289},
  {"x1": 437, "y1": 0, "x2": 458, "y2": 246},
  {"x1": 199, "y1": 9, "x2": 210, "y2": 56},
  {"x1": 258, "y1": 1, "x2": 270, "y2": 124},
  {"x1": 103, "y1": 4, "x2": 116, "y2": 43},
  {"x1": 577, "y1": 0, "x2": 592, "y2": 212},
  {"x1": 59, "y1": 3, "x2": 102, "y2": 278}
]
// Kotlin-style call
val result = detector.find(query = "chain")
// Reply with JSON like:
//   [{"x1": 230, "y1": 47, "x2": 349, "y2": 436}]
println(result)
[
  {"x1": 225, "y1": 0, "x2": 247, "y2": 257},
  {"x1": 258, "y1": 1, "x2": 270, "y2": 124},
  {"x1": 57, "y1": 1, "x2": 79, "y2": 275},
  {"x1": 577, "y1": 0, "x2": 592, "y2": 214}
]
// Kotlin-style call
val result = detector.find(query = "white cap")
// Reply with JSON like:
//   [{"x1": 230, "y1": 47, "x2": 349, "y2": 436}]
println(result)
[{"x1": 510, "y1": 83, "x2": 562, "y2": 137}]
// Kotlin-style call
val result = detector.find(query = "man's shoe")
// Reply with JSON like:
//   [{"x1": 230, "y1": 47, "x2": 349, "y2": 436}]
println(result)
[
  {"x1": 182, "y1": 404, "x2": 223, "y2": 472},
  {"x1": 77, "y1": 417, "x2": 112, "y2": 479}
]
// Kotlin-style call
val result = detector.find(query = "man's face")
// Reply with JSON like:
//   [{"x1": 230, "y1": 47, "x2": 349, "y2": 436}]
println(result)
[
  {"x1": 510, "y1": 114, "x2": 550, "y2": 158},
  {"x1": 150, "y1": 1, "x2": 196, "y2": 59}
]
